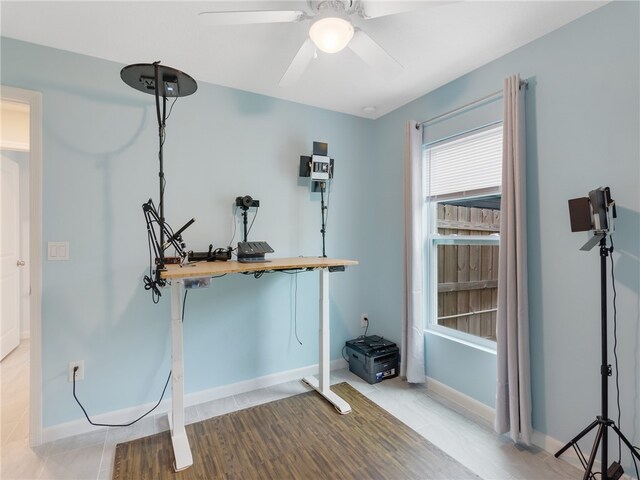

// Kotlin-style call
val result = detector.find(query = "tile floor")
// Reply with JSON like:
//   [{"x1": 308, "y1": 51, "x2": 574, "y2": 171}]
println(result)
[{"x1": 1, "y1": 340, "x2": 583, "y2": 480}]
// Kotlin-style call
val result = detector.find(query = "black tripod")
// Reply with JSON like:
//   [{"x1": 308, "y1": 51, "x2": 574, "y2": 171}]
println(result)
[{"x1": 554, "y1": 236, "x2": 640, "y2": 479}]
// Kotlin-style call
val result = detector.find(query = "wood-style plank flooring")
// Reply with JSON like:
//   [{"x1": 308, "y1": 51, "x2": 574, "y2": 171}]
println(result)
[
  {"x1": 113, "y1": 382, "x2": 479, "y2": 479},
  {"x1": 1, "y1": 340, "x2": 583, "y2": 479}
]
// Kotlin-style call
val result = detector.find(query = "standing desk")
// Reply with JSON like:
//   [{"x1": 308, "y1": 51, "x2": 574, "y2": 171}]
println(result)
[{"x1": 161, "y1": 257, "x2": 358, "y2": 471}]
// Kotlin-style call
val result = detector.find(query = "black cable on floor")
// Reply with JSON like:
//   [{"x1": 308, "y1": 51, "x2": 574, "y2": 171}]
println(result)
[{"x1": 73, "y1": 369, "x2": 171, "y2": 428}]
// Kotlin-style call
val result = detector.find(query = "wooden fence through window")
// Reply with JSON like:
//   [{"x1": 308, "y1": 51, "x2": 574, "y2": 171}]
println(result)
[{"x1": 437, "y1": 204, "x2": 500, "y2": 341}]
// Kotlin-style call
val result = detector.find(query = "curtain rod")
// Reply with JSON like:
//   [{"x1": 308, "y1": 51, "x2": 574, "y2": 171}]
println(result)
[{"x1": 416, "y1": 80, "x2": 528, "y2": 129}]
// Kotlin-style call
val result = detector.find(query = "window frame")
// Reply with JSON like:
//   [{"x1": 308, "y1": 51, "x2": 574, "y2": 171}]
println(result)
[{"x1": 423, "y1": 124, "x2": 502, "y2": 351}]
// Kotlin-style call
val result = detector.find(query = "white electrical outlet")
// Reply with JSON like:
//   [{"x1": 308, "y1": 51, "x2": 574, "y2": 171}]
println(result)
[
  {"x1": 68, "y1": 361, "x2": 84, "y2": 382},
  {"x1": 361, "y1": 314, "x2": 369, "y2": 328}
]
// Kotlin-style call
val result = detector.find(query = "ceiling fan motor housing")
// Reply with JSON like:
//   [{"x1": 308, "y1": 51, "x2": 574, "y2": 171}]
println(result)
[{"x1": 309, "y1": 0, "x2": 358, "y2": 15}]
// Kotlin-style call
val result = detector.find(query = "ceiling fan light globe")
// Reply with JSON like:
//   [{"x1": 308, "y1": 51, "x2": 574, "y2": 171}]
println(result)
[{"x1": 309, "y1": 16, "x2": 354, "y2": 53}]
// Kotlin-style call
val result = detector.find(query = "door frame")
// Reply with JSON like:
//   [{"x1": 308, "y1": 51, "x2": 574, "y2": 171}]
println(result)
[{"x1": 1, "y1": 85, "x2": 43, "y2": 447}]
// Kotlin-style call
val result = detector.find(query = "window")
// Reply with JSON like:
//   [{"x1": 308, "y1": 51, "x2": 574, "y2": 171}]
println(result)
[{"x1": 424, "y1": 125, "x2": 502, "y2": 347}]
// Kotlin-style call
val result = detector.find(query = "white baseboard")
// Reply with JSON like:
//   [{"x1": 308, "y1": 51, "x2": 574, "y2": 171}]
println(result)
[
  {"x1": 425, "y1": 376, "x2": 495, "y2": 425},
  {"x1": 186, "y1": 358, "x2": 347, "y2": 407},
  {"x1": 42, "y1": 358, "x2": 348, "y2": 444}
]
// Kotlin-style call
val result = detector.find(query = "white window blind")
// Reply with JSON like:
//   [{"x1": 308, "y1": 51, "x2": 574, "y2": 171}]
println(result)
[{"x1": 426, "y1": 125, "x2": 502, "y2": 200}]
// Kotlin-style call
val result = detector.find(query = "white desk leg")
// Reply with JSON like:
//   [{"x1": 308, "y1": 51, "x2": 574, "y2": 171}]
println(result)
[
  {"x1": 168, "y1": 280, "x2": 193, "y2": 471},
  {"x1": 303, "y1": 268, "x2": 351, "y2": 414}
]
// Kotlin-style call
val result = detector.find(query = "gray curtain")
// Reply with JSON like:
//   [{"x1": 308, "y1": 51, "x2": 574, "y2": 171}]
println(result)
[
  {"x1": 495, "y1": 74, "x2": 532, "y2": 444},
  {"x1": 402, "y1": 120, "x2": 426, "y2": 383}
]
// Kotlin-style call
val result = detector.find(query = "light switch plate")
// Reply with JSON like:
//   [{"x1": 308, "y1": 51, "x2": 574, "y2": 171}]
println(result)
[{"x1": 48, "y1": 242, "x2": 69, "y2": 261}]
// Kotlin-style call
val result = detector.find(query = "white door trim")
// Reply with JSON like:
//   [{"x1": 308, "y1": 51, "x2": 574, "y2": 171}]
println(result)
[{"x1": 1, "y1": 85, "x2": 43, "y2": 447}]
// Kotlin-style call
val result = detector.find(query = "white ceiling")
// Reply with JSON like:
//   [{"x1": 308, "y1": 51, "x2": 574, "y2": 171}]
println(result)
[{"x1": 0, "y1": 1, "x2": 607, "y2": 118}]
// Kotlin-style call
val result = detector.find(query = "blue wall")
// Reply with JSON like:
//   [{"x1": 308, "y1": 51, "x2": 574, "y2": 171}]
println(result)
[
  {"x1": 368, "y1": 0, "x2": 639, "y2": 471},
  {"x1": 1, "y1": 38, "x2": 372, "y2": 426},
  {"x1": 2, "y1": 2, "x2": 638, "y2": 471}
]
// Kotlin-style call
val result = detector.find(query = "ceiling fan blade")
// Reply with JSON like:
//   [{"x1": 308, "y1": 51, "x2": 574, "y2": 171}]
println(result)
[
  {"x1": 199, "y1": 10, "x2": 304, "y2": 26},
  {"x1": 359, "y1": 0, "x2": 454, "y2": 19},
  {"x1": 279, "y1": 38, "x2": 316, "y2": 87},
  {"x1": 348, "y1": 29, "x2": 402, "y2": 74}
]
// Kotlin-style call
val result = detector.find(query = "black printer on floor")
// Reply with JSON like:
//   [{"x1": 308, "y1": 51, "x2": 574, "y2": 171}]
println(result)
[{"x1": 345, "y1": 335, "x2": 400, "y2": 384}]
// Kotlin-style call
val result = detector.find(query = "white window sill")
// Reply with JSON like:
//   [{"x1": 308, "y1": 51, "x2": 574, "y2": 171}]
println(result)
[{"x1": 425, "y1": 327, "x2": 497, "y2": 355}]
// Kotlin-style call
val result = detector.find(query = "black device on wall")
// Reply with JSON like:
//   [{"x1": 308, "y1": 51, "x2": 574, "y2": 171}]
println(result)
[{"x1": 556, "y1": 187, "x2": 638, "y2": 480}]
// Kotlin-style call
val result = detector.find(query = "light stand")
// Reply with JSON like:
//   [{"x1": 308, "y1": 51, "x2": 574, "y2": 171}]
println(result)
[
  {"x1": 299, "y1": 141, "x2": 334, "y2": 258},
  {"x1": 120, "y1": 61, "x2": 197, "y2": 288},
  {"x1": 557, "y1": 189, "x2": 640, "y2": 479},
  {"x1": 319, "y1": 182, "x2": 328, "y2": 258}
]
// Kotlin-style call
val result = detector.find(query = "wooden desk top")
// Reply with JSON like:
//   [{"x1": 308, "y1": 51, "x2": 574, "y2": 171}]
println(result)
[{"x1": 161, "y1": 257, "x2": 358, "y2": 280}]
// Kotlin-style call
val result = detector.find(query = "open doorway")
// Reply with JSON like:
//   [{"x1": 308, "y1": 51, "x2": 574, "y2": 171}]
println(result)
[
  {"x1": 0, "y1": 85, "x2": 43, "y2": 447},
  {"x1": 1, "y1": 100, "x2": 29, "y2": 359}
]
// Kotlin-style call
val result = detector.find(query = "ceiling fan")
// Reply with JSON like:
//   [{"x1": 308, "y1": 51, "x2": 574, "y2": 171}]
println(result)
[{"x1": 199, "y1": 0, "x2": 443, "y2": 86}]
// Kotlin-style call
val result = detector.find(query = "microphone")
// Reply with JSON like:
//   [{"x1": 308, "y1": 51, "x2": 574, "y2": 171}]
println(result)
[{"x1": 163, "y1": 218, "x2": 195, "y2": 249}]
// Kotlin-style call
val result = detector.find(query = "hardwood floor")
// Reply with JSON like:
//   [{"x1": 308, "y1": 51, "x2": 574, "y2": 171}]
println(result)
[{"x1": 1, "y1": 341, "x2": 583, "y2": 479}]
